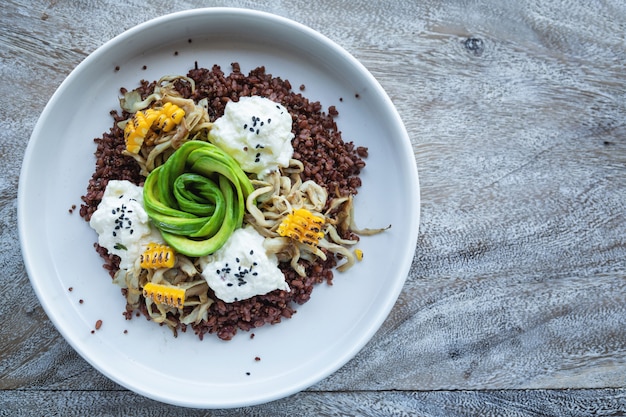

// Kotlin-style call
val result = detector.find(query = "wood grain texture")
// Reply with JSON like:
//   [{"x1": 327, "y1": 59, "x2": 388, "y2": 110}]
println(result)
[
  {"x1": 1, "y1": 389, "x2": 626, "y2": 417},
  {"x1": 1, "y1": 0, "x2": 625, "y2": 414}
]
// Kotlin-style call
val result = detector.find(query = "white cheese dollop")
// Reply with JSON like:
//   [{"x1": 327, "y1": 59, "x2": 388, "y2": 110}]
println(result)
[
  {"x1": 89, "y1": 180, "x2": 162, "y2": 270},
  {"x1": 198, "y1": 226, "x2": 289, "y2": 303},
  {"x1": 208, "y1": 96, "x2": 294, "y2": 177}
]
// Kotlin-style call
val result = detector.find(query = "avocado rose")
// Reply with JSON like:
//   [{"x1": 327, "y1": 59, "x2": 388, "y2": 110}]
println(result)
[{"x1": 143, "y1": 140, "x2": 254, "y2": 257}]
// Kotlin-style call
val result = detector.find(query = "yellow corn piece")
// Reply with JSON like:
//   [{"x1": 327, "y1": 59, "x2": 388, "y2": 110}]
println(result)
[
  {"x1": 142, "y1": 282, "x2": 185, "y2": 309},
  {"x1": 124, "y1": 110, "x2": 157, "y2": 154},
  {"x1": 123, "y1": 104, "x2": 185, "y2": 154},
  {"x1": 154, "y1": 102, "x2": 185, "y2": 132},
  {"x1": 140, "y1": 243, "x2": 176, "y2": 269},
  {"x1": 355, "y1": 249, "x2": 363, "y2": 261},
  {"x1": 277, "y1": 208, "x2": 325, "y2": 246}
]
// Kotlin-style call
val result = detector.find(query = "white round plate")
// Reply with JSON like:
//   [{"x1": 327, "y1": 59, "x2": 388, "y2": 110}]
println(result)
[{"x1": 18, "y1": 8, "x2": 419, "y2": 409}]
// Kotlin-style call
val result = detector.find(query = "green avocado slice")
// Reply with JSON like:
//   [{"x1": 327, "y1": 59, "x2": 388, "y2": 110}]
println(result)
[{"x1": 143, "y1": 141, "x2": 253, "y2": 257}]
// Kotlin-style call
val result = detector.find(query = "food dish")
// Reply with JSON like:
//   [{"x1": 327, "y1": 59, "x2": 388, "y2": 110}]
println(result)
[{"x1": 18, "y1": 8, "x2": 419, "y2": 408}]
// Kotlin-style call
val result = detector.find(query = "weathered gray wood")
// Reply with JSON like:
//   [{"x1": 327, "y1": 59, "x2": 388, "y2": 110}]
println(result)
[
  {"x1": 1, "y1": 389, "x2": 625, "y2": 417},
  {"x1": 1, "y1": 0, "x2": 625, "y2": 414}
]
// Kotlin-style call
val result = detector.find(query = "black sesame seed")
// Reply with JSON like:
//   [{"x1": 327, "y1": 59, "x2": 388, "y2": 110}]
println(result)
[
  {"x1": 112, "y1": 231, "x2": 116, "y2": 237},
  {"x1": 244, "y1": 124, "x2": 247, "y2": 129},
  {"x1": 216, "y1": 270, "x2": 220, "y2": 275},
  {"x1": 260, "y1": 121, "x2": 264, "y2": 126},
  {"x1": 267, "y1": 118, "x2": 271, "y2": 124},
  {"x1": 252, "y1": 272, "x2": 258, "y2": 276},
  {"x1": 227, "y1": 283, "x2": 233, "y2": 287},
  {"x1": 256, "y1": 129, "x2": 260, "y2": 135},
  {"x1": 250, "y1": 250, "x2": 254, "y2": 255},
  {"x1": 249, "y1": 127, "x2": 254, "y2": 132},
  {"x1": 111, "y1": 209, "x2": 116, "y2": 215},
  {"x1": 236, "y1": 257, "x2": 240, "y2": 263}
]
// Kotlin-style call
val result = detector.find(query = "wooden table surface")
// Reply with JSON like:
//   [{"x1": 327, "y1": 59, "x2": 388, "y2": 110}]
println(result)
[{"x1": 2, "y1": 0, "x2": 626, "y2": 415}]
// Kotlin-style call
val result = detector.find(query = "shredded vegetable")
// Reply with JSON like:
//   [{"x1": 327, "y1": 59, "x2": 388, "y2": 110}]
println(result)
[{"x1": 119, "y1": 75, "x2": 212, "y2": 176}]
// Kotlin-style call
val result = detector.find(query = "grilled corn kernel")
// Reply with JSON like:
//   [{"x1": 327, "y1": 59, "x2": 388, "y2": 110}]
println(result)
[
  {"x1": 142, "y1": 282, "x2": 185, "y2": 308},
  {"x1": 124, "y1": 110, "x2": 157, "y2": 154},
  {"x1": 123, "y1": 104, "x2": 185, "y2": 154},
  {"x1": 355, "y1": 248, "x2": 363, "y2": 261},
  {"x1": 154, "y1": 102, "x2": 185, "y2": 132},
  {"x1": 277, "y1": 208, "x2": 325, "y2": 246},
  {"x1": 140, "y1": 243, "x2": 176, "y2": 269}
]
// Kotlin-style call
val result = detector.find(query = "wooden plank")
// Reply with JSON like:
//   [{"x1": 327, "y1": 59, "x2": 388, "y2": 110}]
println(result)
[
  {"x1": 1, "y1": 0, "x2": 625, "y2": 414},
  {"x1": 0, "y1": 389, "x2": 625, "y2": 416}
]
